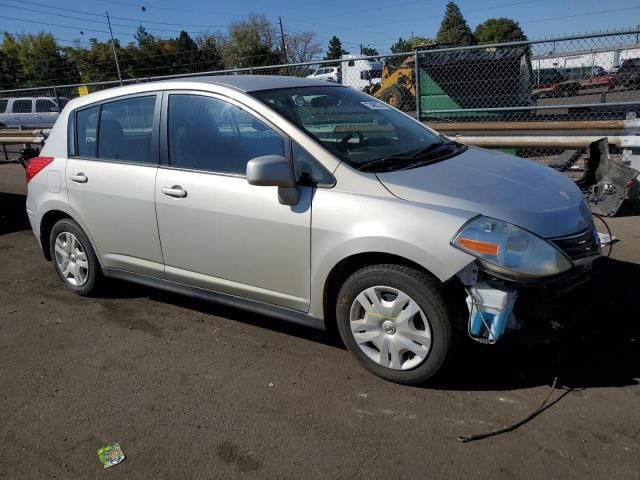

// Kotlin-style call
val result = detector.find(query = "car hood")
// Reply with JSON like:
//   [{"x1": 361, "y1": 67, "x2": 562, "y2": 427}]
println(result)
[{"x1": 376, "y1": 146, "x2": 593, "y2": 238}]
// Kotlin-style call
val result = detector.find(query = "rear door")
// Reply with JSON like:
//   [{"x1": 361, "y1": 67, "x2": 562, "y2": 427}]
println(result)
[
  {"x1": 66, "y1": 93, "x2": 165, "y2": 277},
  {"x1": 154, "y1": 91, "x2": 312, "y2": 311},
  {"x1": 10, "y1": 98, "x2": 35, "y2": 128}
]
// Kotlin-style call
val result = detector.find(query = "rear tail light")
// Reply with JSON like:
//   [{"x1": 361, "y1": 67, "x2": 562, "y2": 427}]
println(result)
[{"x1": 25, "y1": 157, "x2": 54, "y2": 183}]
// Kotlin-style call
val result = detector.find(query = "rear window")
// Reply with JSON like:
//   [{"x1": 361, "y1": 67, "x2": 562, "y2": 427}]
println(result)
[
  {"x1": 74, "y1": 96, "x2": 156, "y2": 163},
  {"x1": 97, "y1": 96, "x2": 155, "y2": 163},
  {"x1": 11, "y1": 99, "x2": 32, "y2": 113}
]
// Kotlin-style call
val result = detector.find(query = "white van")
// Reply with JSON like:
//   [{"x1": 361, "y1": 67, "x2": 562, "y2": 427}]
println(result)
[{"x1": 341, "y1": 55, "x2": 383, "y2": 91}]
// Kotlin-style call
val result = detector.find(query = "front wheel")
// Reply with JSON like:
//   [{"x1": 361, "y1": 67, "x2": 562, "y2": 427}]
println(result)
[
  {"x1": 336, "y1": 264, "x2": 460, "y2": 385},
  {"x1": 50, "y1": 218, "x2": 102, "y2": 296}
]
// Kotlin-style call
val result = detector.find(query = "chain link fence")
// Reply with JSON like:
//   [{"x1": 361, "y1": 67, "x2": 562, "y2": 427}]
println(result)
[
  {"x1": 416, "y1": 29, "x2": 640, "y2": 124},
  {"x1": 1, "y1": 29, "x2": 639, "y2": 166}
]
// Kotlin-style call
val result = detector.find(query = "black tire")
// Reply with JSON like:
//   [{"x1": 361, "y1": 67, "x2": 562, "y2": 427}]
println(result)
[
  {"x1": 379, "y1": 86, "x2": 407, "y2": 110},
  {"x1": 336, "y1": 264, "x2": 461, "y2": 385},
  {"x1": 49, "y1": 218, "x2": 102, "y2": 296}
]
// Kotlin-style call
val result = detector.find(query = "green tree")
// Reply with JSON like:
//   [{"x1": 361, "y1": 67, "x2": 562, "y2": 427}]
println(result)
[
  {"x1": 171, "y1": 31, "x2": 200, "y2": 73},
  {"x1": 387, "y1": 36, "x2": 433, "y2": 67},
  {"x1": 361, "y1": 46, "x2": 379, "y2": 56},
  {"x1": 222, "y1": 14, "x2": 281, "y2": 68},
  {"x1": 0, "y1": 33, "x2": 78, "y2": 88},
  {"x1": 435, "y1": 2, "x2": 475, "y2": 47},
  {"x1": 474, "y1": 18, "x2": 527, "y2": 44},
  {"x1": 0, "y1": 33, "x2": 22, "y2": 88},
  {"x1": 324, "y1": 36, "x2": 348, "y2": 61},
  {"x1": 196, "y1": 34, "x2": 225, "y2": 72}
]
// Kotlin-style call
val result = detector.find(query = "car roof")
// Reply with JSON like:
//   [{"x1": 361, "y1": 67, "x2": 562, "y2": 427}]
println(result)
[
  {"x1": 62, "y1": 75, "x2": 344, "y2": 114},
  {"x1": 161, "y1": 75, "x2": 342, "y2": 92}
]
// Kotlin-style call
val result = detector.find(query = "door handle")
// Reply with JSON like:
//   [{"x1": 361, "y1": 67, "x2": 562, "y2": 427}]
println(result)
[
  {"x1": 161, "y1": 186, "x2": 187, "y2": 198},
  {"x1": 70, "y1": 173, "x2": 88, "y2": 183}
]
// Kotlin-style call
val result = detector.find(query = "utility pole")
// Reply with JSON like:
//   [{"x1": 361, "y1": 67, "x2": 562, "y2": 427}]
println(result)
[
  {"x1": 278, "y1": 17, "x2": 287, "y2": 63},
  {"x1": 106, "y1": 10, "x2": 123, "y2": 86},
  {"x1": 360, "y1": 44, "x2": 363, "y2": 54}
]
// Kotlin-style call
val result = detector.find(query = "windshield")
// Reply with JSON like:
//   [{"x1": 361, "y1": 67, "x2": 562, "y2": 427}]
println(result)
[{"x1": 250, "y1": 86, "x2": 451, "y2": 170}]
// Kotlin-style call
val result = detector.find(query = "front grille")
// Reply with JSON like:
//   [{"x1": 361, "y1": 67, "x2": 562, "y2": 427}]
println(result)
[{"x1": 552, "y1": 229, "x2": 600, "y2": 261}]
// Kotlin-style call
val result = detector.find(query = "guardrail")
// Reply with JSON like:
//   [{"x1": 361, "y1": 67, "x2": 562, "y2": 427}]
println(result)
[
  {"x1": 0, "y1": 129, "x2": 49, "y2": 145},
  {"x1": 429, "y1": 119, "x2": 640, "y2": 153}
]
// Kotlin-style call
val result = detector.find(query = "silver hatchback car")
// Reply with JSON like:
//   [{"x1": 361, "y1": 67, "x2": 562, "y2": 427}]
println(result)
[{"x1": 26, "y1": 76, "x2": 600, "y2": 384}]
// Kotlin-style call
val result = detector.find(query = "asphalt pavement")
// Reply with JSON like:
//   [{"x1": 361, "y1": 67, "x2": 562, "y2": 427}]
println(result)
[{"x1": 1, "y1": 162, "x2": 639, "y2": 479}]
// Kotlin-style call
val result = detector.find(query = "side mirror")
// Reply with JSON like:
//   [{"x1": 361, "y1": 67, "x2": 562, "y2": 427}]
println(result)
[{"x1": 246, "y1": 155, "x2": 299, "y2": 206}]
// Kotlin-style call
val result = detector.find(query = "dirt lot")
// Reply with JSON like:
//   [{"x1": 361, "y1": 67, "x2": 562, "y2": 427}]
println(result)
[{"x1": 1, "y1": 161, "x2": 639, "y2": 479}]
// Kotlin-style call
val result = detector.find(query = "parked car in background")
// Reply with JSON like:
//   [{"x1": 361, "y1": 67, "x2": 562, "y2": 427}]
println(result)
[
  {"x1": 614, "y1": 58, "x2": 640, "y2": 89},
  {"x1": 306, "y1": 66, "x2": 340, "y2": 83},
  {"x1": 0, "y1": 97, "x2": 69, "y2": 128},
  {"x1": 532, "y1": 66, "x2": 615, "y2": 98},
  {"x1": 25, "y1": 76, "x2": 600, "y2": 384},
  {"x1": 532, "y1": 69, "x2": 578, "y2": 98},
  {"x1": 562, "y1": 65, "x2": 616, "y2": 90}
]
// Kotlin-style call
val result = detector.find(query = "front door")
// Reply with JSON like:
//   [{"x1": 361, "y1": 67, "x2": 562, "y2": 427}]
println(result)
[
  {"x1": 155, "y1": 92, "x2": 312, "y2": 311},
  {"x1": 66, "y1": 94, "x2": 165, "y2": 277}
]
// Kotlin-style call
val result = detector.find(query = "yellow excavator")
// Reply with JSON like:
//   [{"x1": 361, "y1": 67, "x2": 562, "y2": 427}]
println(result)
[{"x1": 365, "y1": 56, "x2": 417, "y2": 111}]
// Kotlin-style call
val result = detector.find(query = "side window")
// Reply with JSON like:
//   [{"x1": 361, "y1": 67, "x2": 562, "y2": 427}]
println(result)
[
  {"x1": 36, "y1": 99, "x2": 58, "y2": 113},
  {"x1": 292, "y1": 142, "x2": 333, "y2": 186},
  {"x1": 0, "y1": 99, "x2": 7, "y2": 113},
  {"x1": 168, "y1": 95, "x2": 285, "y2": 175},
  {"x1": 76, "y1": 105, "x2": 100, "y2": 157},
  {"x1": 12, "y1": 99, "x2": 33, "y2": 113},
  {"x1": 98, "y1": 96, "x2": 155, "y2": 163}
]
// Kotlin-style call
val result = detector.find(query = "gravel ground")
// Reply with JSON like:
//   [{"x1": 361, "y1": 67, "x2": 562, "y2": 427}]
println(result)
[{"x1": 1, "y1": 162, "x2": 639, "y2": 479}]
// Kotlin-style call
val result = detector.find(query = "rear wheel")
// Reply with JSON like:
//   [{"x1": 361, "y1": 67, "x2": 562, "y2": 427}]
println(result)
[
  {"x1": 49, "y1": 218, "x2": 101, "y2": 296},
  {"x1": 336, "y1": 264, "x2": 460, "y2": 385},
  {"x1": 379, "y1": 86, "x2": 407, "y2": 110}
]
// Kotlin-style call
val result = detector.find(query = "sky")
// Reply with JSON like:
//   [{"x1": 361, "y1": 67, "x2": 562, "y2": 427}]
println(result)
[{"x1": 0, "y1": 0, "x2": 639, "y2": 55}]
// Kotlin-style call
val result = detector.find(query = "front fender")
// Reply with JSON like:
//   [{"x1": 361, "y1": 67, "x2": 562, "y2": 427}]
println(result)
[{"x1": 308, "y1": 188, "x2": 476, "y2": 318}]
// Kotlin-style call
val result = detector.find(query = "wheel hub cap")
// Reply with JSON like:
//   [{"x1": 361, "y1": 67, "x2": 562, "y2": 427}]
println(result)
[
  {"x1": 349, "y1": 285, "x2": 432, "y2": 371},
  {"x1": 382, "y1": 320, "x2": 396, "y2": 335},
  {"x1": 54, "y1": 231, "x2": 89, "y2": 287}
]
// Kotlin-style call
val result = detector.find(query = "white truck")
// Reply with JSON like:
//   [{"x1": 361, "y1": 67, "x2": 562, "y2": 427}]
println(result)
[{"x1": 340, "y1": 55, "x2": 383, "y2": 92}]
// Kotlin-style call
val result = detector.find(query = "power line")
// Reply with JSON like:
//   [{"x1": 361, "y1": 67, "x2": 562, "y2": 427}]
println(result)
[
  {"x1": 97, "y1": 0, "x2": 275, "y2": 19},
  {"x1": 0, "y1": 15, "x2": 131, "y2": 36},
  {"x1": 521, "y1": 7, "x2": 640, "y2": 24},
  {"x1": 0, "y1": 5, "x2": 238, "y2": 36}
]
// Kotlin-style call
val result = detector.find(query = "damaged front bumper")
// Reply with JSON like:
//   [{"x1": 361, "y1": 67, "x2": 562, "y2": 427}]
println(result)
[{"x1": 458, "y1": 255, "x2": 597, "y2": 345}]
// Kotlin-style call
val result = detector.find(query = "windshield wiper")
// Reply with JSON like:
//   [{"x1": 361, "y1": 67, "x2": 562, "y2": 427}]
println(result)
[
  {"x1": 358, "y1": 155, "x2": 415, "y2": 172},
  {"x1": 358, "y1": 141, "x2": 461, "y2": 173}
]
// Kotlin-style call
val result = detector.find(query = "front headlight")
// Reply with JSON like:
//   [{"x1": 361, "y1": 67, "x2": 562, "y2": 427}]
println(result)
[{"x1": 451, "y1": 216, "x2": 572, "y2": 280}]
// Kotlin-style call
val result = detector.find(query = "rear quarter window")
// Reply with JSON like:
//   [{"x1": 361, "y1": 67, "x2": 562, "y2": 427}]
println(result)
[
  {"x1": 36, "y1": 99, "x2": 58, "y2": 113},
  {"x1": 76, "y1": 106, "x2": 100, "y2": 157},
  {"x1": 0, "y1": 99, "x2": 7, "y2": 113}
]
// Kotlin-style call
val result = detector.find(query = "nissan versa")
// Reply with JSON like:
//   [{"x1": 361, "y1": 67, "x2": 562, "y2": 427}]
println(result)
[{"x1": 25, "y1": 76, "x2": 600, "y2": 384}]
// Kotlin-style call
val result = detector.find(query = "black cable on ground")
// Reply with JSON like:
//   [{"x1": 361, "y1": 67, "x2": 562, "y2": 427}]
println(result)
[
  {"x1": 592, "y1": 212, "x2": 614, "y2": 258},
  {"x1": 457, "y1": 375, "x2": 573, "y2": 443},
  {"x1": 458, "y1": 305, "x2": 580, "y2": 443}
]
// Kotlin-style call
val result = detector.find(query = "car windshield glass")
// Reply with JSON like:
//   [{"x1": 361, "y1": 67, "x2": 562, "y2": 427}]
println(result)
[{"x1": 251, "y1": 86, "x2": 449, "y2": 170}]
